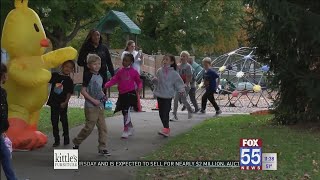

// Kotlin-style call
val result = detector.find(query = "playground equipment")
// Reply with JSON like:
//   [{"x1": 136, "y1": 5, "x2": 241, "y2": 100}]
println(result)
[
  {"x1": 96, "y1": 10, "x2": 141, "y2": 47},
  {"x1": 210, "y1": 47, "x2": 274, "y2": 108},
  {"x1": 96, "y1": 10, "x2": 157, "y2": 97}
]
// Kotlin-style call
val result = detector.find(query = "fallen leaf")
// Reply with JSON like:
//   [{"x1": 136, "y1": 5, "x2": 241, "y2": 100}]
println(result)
[
  {"x1": 303, "y1": 173, "x2": 311, "y2": 179},
  {"x1": 312, "y1": 160, "x2": 318, "y2": 166},
  {"x1": 202, "y1": 168, "x2": 209, "y2": 174},
  {"x1": 166, "y1": 171, "x2": 190, "y2": 179}
]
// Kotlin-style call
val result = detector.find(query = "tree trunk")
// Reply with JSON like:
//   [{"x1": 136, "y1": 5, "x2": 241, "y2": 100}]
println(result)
[
  {"x1": 51, "y1": 39, "x2": 68, "y2": 51},
  {"x1": 46, "y1": 19, "x2": 95, "y2": 50}
]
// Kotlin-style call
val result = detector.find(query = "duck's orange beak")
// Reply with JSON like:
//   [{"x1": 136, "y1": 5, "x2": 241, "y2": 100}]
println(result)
[{"x1": 40, "y1": 39, "x2": 49, "y2": 47}]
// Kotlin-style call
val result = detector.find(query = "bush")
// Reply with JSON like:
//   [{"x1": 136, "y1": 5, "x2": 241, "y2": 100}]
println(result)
[{"x1": 246, "y1": 0, "x2": 320, "y2": 124}]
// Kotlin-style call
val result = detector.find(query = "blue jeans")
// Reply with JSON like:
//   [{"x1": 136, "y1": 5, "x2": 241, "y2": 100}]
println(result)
[{"x1": 0, "y1": 135, "x2": 17, "y2": 180}]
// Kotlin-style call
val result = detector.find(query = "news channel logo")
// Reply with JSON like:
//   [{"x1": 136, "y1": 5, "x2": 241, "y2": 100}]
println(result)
[
  {"x1": 239, "y1": 138, "x2": 277, "y2": 170},
  {"x1": 54, "y1": 149, "x2": 78, "y2": 169}
]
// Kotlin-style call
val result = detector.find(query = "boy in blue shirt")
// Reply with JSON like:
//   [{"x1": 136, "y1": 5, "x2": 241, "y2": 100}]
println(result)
[{"x1": 200, "y1": 57, "x2": 222, "y2": 115}]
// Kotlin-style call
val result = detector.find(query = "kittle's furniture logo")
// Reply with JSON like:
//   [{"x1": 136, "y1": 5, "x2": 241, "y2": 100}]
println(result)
[{"x1": 54, "y1": 149, "x2": 78, "y2": 169}]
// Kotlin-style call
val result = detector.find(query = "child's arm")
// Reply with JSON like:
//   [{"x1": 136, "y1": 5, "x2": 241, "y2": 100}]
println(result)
[
  {"x1": 104, "y1": 70, "x2": 120, "y2": 88},
  {"x1": 152, "y1": 69, "x2": 160, "y2": 84},
  {"x1": 61, "y1": 93, "x2": 72, "y2": 108},
  {"x1": 173, "y1": 72, "x2": 186, "y2": 94},
  {"x1": 49, "y1": 72, "x2": 57, "y2": 84},
  {"x1": 81, "y1": 87, "x2": 101, "y2": 106},
  {"x1": 82, "y1": 73, "x2": 100, "y2": 106},
  {"x1": 211, "y1": 71, "x2": 220, "y2": 89},
  {"x1": 61, "y1": 79, "x2": 74, "y2": 108},
  {"x1": 100, "y1": 90, "x2": 108, "y2": 102}
]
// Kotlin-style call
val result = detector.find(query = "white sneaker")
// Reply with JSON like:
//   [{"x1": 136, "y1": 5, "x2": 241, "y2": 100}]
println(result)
[
  {"x1": 128, "y1": 127, "x2": 134, "y2": 136},
  {"x1": 121, "y1": 131, "x2": 129, "y2": 139},
  {"x1": 170, "y1": 115, "x2": 178, "y2": 121}
]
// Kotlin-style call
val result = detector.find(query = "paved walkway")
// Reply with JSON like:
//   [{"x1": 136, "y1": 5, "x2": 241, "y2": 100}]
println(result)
[{"x1": 2, "y1": 111, "x2": 243, "y2": 180}]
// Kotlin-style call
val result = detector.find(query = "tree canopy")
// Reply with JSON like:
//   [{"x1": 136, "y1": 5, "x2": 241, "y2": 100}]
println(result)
[
  {"x1": 1, "y1": 0, "x2": 246, "y2": 56},
  {"x1": 1, "y1": 0, "x2": 116, "y2": 50},
  {"x1": 110, "y1": 0, "x2": 246, "y2": 56},
  {"x1": 246, "y1": 0, "x2": 320, "y2": 124}
]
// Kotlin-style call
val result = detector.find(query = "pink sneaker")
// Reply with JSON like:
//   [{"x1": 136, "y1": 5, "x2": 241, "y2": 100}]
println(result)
[
  {"x1": 121, "y1": 131, "x2": 129, "y2": 139},
  {"x1": 158, "y1": 128, "x2": 170, "y2": 137},
  {"x1": 128, "y1": 127, "x2": 134, "y2": 136}
]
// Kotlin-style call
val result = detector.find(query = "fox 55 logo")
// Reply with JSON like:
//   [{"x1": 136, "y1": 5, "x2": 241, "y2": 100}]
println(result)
[{"x1": 239, "y1": 139, "x2": 262, "y2": 170}]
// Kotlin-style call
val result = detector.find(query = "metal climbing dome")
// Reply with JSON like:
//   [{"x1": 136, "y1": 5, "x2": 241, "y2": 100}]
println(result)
[{"x1": 210, "y1": 47, "x2": 274, "y2": 108}]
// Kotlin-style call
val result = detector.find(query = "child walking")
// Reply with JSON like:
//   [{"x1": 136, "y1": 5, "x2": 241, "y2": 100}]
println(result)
[
  {"x1": 181, "y1": 57, "x2": 200, "y2": 113},
  {"x1": 104, "y1": 53, "x2": 142, "y2": 139},
  {"x1": 0, "y1": 63, "x2": 18, "y2": 180},
  {"x1": 121, "y1": 40, "x2": 144, "y2": 112},
  {"x1": 171, "y1": 51, "x2": 193, "y2": 121},
  {"x1": 200, "y1": 57, "x2": 222, "y2": 115},
  {"x1": 47, "y1": 60, "x2": 75, "y2": 147},
  {"x1": 72, "y1": 54, "x2": 110, "y2": 156},
  {"x1": 153, "y1": 55, "x2": 186, "y2": 137}
]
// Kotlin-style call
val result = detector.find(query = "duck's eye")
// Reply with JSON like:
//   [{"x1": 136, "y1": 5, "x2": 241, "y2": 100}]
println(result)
[{"x1": 34, "y1": 23, "x2": 39, "y2": 32}]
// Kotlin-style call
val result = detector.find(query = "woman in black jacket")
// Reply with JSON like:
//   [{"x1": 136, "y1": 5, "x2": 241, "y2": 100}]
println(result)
[{"x1": 77, "y1": 29, "x2": 115, "y2": 85}]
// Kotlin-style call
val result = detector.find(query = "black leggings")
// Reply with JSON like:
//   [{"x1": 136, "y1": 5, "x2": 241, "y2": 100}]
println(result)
[
  {"x1": 157, "y1": 97, "x2": 172, "y2": 128},
  {"x1": 51, "y1": 106, "x2": 69, "y2": 141},
  {"x1": 122, "y1": 107, "x2": 133, "y2": 131},
  {"x1": 201, "y1": 90, "x2": 220, "y2": 111}
]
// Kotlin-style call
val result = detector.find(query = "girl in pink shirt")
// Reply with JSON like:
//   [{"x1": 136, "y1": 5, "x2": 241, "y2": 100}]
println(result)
[{"x1": 104, "y1": 54, "x2": 142, "y2": 139}]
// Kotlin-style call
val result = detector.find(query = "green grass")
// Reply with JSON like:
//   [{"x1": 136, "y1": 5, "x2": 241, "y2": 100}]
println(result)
[
  {"x1": 38, "y1": 107, "x2": 115, "y2": 133},
  {"x1": 109, "y1": 85, "x2": 118, "y2": 92},
  {"x1": 137, "y1": 115, "x2": 320, "y2": 179}
]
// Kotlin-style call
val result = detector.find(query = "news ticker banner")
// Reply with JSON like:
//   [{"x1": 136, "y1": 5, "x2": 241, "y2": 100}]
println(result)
[
  {"x1": 54, "y1": 138, "x2": 277, "y2": 170},
  {"x1": 54, "y1": 158, "x2": 276, "y2": 170},
  {"x1": 79, "y1": 160, "x2": 239, "y2": 168}
]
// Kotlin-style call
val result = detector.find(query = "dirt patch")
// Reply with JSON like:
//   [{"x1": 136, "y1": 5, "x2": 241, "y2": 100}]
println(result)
[{"x1": 250, "y1": 109, "x2": 273, "y2": 115}]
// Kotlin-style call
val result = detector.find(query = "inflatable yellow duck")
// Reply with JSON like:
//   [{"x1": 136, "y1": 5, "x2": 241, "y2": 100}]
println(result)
[{"x1": 1, "y1": 0, "x2": 77, "y2": 150}]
